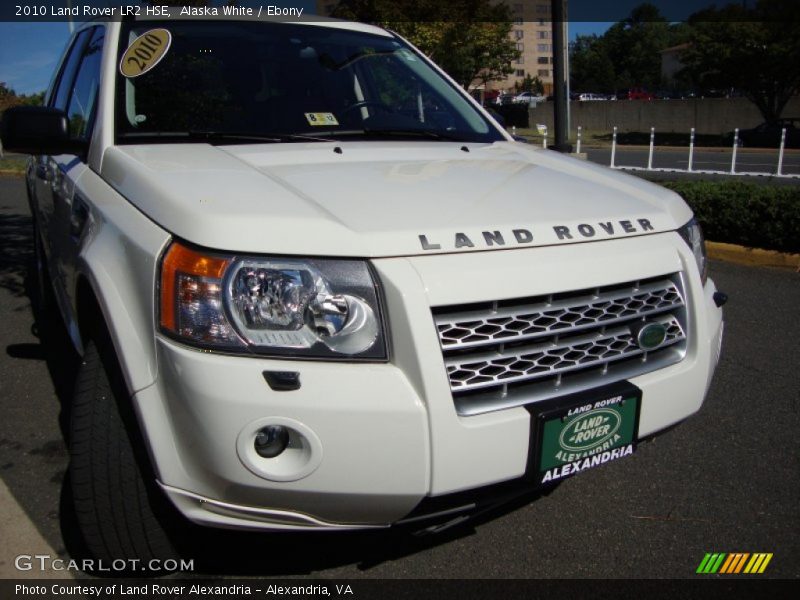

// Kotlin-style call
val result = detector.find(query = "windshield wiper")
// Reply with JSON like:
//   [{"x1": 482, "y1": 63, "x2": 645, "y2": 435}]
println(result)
[
  {"x1": 190, "y1": 131, "x2": 339, "y2": 144},
  {"x1": 319, "y1": 49, "x2": 397, "y2": 71},
  {"x1": 332, "y1": 128, "x2": 471, "y2": 142},
  {"x1": 119, "y1": 131, "x2": 336, "y2": 144}
]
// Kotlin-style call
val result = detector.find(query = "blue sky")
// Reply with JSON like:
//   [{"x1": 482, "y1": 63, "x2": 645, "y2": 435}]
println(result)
[
  {"x1": 0, "y1": 22, "x2": 74, "y2": 95},
  {"x1": 0, "y1": 6, "x2": 612, "y2": 96},
  {"x1": 569, "y1": 22, "x2": 616, "y2": 41}
]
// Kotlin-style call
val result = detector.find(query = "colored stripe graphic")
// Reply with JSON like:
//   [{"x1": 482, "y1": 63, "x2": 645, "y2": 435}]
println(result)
[
  {"x1": 697, "y1": 553, "x2": 726, "y2": 574},
  {"x1": 696, "y1": 553, "x2": 713, "y2": 573},
  {"x1": 733, "y1": 553, "x2": 750, "y2": 574},
  {"x1": 744, "y1": 553, "x2": 773, "y2": 574},
  {"x1": 719, "y1": 554, "x2": 735, "y2": 574},
  {"x1": 698, "y1": 552, "x2": 773, "y2": 574},
  {"x1": 720, "y1": 553, "x2": 749, "y2": 574}
]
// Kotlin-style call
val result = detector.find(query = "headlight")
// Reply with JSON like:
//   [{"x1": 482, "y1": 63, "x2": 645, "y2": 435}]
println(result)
[
  {"x1": 678, "y1": 217, "x2": 707, "y2": 285},
  {"x1": 159, "y1": 241, "x2": 386, "y2": 360}
]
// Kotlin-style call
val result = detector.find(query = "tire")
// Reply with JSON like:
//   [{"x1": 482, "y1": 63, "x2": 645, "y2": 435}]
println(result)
[{"x1": 69, "y1": 333, "x2": 180, "y2": 566}]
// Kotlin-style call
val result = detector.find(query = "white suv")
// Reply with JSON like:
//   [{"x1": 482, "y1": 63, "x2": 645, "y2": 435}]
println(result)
[{"x1": 1, "y1": 16, "x2": 724, "y2": 564}]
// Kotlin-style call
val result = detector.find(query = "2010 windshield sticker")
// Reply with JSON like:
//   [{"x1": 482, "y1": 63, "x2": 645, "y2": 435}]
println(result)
[
  {"x1": 119, "y1": 29, "x2": 172, "y2": 78},
  {"x1": 305, "y1": 113, "x2": 339, "y2": 126}
]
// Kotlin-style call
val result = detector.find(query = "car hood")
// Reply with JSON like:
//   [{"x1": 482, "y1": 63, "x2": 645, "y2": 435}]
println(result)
[{"x1": 100, "y1": 141, "x2": 692, "y2": 257}]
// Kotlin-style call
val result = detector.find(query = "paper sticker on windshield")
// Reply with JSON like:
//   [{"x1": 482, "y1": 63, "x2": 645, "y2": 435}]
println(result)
[
  {"x1": 305, "y1": 112, "x2": 339, "y2": 126},
  {"x1": 119, "y1": 29, "x2": 172, "y2": 78}
]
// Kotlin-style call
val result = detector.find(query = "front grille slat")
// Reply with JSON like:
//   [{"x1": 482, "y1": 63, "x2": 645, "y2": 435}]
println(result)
[
  {"x1": 446, "y1": 315, "x2": 685, "y2": 392},
  {"x1": 432, "y1": 274, "x2": 689, "y2": 417},
  {"x1": 437, "y1": 279, "x2": 684, "y2": 351}
]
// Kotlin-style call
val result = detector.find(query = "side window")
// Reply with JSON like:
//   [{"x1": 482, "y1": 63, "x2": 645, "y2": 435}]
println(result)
[
  {"x1": 51, "y1": 29, "x2": 91, "y2": 111},
  {"x1": 65, "y1": 27, "x2": 105, "y2": 141}
]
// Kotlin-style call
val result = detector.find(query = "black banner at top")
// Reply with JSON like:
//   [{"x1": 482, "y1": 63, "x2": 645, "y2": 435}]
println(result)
[{"x1": 1, "y1": 1, "x2": 799, "y2": 23}]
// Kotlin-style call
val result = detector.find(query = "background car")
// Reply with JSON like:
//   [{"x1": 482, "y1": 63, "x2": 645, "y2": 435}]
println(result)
[
  {"x1": 512, "y1": 91, "x2": 544, "y2": 105},
  {"x1": 577, "y1": 93, "x2": 607, "y2": 101},
  {"x1": 623, "y1": 88, "x2": 654, "y2": 100}
]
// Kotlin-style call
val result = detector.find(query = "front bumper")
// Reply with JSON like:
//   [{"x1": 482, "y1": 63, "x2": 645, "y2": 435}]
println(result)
[{"x1": 133, "y1": 233, "x2": 724, "y2": 531}]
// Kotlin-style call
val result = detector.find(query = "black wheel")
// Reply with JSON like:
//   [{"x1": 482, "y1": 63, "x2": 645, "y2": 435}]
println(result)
[{"x1": 69, "y1": 333, "x2": 181, "y2": 565}]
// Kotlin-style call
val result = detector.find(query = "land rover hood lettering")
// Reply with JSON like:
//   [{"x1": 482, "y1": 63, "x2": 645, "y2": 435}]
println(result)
[{"x1": 418, "y1": 219, "x2": 655, "y2": 251}]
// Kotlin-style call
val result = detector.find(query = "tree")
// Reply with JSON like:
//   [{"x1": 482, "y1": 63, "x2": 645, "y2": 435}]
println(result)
[
  {"x1": 331, "y1": 0, "x2": 520, "y2": 89},
  {"x1": 0, "y1": 82, "x2": 44, "y2": 116},
  {"x1": 569, "y1": 35, "x2": 615, "y2": 93},
  {"x1": 681, "y1": 0, "x2": 800, "y2": 124},
  {"x1": 599, "y1": 3, "x2": 671, "y2": 91},
  {"x1": 569, "y1": 3, "x2": 689, "y2": 93},
  {"x1": 517, "y1": 73, "x2": 544, "y2": 95}
]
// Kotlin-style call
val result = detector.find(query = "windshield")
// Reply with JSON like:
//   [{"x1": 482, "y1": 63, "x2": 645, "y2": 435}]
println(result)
[{"x1": 115, "y1": 21, "x2": 504, "y2": 144}]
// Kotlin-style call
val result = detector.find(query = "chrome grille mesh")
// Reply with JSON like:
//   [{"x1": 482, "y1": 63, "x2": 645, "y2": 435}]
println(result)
[{"x1": 433, "y1": 275, "x2": 689, "y2": 416}]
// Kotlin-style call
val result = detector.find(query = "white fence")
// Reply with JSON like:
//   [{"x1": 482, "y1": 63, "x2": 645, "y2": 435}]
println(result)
[
  {"x1": 604, "y1": 126, "x2": 797, "y2": 179},
  {"x1": 527, "y1": 125, "x2": 799, "y2": 179}
]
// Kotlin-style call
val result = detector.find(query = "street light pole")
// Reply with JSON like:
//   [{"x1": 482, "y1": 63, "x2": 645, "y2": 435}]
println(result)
[
  {"x1": 66, "y1": 0, "x2": 74, "y2": 33},
  {"x1": 550, "y1": 0, "x2": 571, "y2": 152}
]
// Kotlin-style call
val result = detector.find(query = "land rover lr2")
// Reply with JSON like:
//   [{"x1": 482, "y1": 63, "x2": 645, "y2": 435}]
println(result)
[{"x1": 0, "y1": 16, "x2": 724, "y2": 563}]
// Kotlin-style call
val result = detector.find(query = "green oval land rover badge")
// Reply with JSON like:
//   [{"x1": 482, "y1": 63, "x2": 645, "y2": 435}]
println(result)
[
  {"x1": 559, "y1": 409, "x2": 622, "y2": 453},
  {"x1": 637, "y1": 322, "x2": 668, "y2": 351}
]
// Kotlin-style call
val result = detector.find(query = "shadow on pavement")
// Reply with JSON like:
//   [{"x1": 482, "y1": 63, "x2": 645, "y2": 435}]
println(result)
[{"x1": 0, "y1": 212, "x2": 33, "y2": 300}]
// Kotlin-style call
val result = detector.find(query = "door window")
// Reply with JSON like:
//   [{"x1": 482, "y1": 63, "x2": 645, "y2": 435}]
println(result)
[
  {"x1": 65, "y1": 27, "x2": 105, "y2": 140},
  {"x1": 50, "y1": 28, "x2": 92, "y2": 111}
]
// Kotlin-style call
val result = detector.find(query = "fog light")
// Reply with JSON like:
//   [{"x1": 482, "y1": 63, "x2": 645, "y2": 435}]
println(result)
[{"x1": 254, "y1": 426, "x2": 289, "y2": 458}]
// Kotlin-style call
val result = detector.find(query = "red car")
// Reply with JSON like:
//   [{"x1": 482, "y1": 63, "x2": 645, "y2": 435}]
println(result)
[{"x1": 624, "y1": 88, "x2": 654, "y2": 100}]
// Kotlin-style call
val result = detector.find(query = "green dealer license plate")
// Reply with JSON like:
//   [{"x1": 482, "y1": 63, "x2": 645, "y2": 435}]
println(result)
[{"x1": 533, "y1": 383, "x2": 641, "y2": 485}]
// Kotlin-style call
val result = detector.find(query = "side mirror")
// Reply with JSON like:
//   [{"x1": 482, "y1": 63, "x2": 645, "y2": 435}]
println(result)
[
  {"x1": 487, "y1": 108, "x2": 506, "y2": 129},
  {"x1": 0, "y1": 106, "x2": 86, "y2": 155}
]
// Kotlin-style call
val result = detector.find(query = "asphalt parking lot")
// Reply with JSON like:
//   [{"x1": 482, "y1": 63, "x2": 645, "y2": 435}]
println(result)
[{"x1": 0, "y1": 174, "x2": 797, "y2": 580}]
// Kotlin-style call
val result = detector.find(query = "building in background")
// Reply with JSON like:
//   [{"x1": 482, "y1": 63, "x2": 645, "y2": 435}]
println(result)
[
  {"x1": 660, "y1": 43, "x2": 690, "y2": 87},
  {"x1": 487, "y1": 1, "x2": 554, "y2": 95},
  {"x1": 314, "y1": 1, "x2": 555, "y2": 95}
]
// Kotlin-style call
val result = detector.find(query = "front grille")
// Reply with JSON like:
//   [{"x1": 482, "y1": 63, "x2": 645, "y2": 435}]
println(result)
[{"x1": 433, "y1": 274, "x2": 689, "y2": 416}]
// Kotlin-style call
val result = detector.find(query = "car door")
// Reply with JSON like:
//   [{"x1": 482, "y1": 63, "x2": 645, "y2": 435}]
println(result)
[
  {"x1": 32, "y1": 27, "x2": 91, "y2": 263},
  {"x1": 37, "y1": 26, "x2": 105, "y2": 333}
]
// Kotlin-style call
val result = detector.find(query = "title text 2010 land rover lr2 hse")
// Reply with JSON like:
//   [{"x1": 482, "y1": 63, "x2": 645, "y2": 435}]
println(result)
[{"x1": 1, "y1": 15, "x2": 725, "y2": 564}]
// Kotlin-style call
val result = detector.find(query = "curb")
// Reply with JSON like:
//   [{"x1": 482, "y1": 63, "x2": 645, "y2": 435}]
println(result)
[
  {"x1": 0, "y1": 478, "x2": 72, "y2": 579},
  {"x1": 707, "y1": 241, "x2": 800, "y2": 271}
]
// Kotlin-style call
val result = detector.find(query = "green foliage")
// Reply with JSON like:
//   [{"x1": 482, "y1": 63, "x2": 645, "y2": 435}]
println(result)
[
  {"x1": 601, "y1": 4, "x2": 670, "y2": 90},
  {"x1": 569, "y1": 3, "x2": 697, "y2": 94},
  {"x1": 569, "y1": 35, "x2": 616, "y2": 93},
  {"x1": 332, "y1": 0, "x2": 519, "y2": 88},
  {"x1": 0, "y1": 82, "x2": 44, "y2": 116},
  {"x1": 661, "y1": 180, "x2": 800, "y2": 253},
  {"x1": 570, "y1": 3, "x2": 688, "y2": 93},
  {"x1": 19, "y1": 91, "x2": 45, "y2": 106},
  {"x1": 518, "y1": 74, "x2": 544, "y2": 95},
  {"x1": 0, "y1": 156, "x2": 28, "y2": 174},
  {"x1": 680, "y1": 0, "x2": 800, "y2": 124}
]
